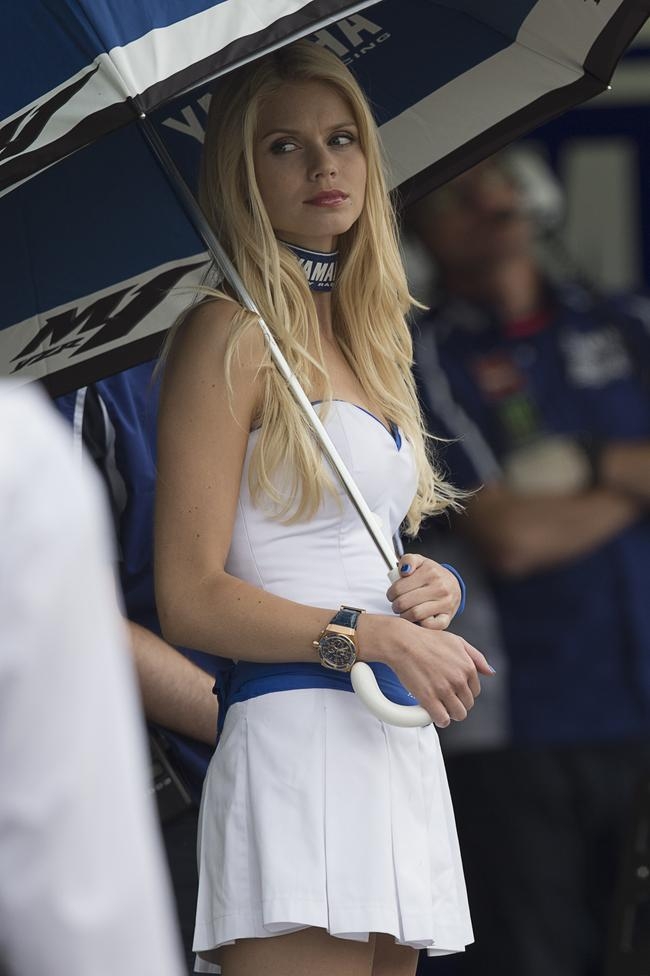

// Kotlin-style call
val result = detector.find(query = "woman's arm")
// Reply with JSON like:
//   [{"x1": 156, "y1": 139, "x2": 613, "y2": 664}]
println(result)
[
  {"x1": 386, "y1": 554, "x2": 464, "y2": 629},
  {"x1": 155, "y1": 299, "x2": 341, "y2": 660},
  {"x1": 154, "y1": 300, "x2": 492, "y2": 727}
]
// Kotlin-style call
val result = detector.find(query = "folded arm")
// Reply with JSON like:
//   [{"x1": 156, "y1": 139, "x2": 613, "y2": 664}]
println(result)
[
  {"x1": 599, "y1": 440, "x2": 650, "y2": 505},
  {"x1": 462, "y1": 483, "x2": 642, "y2": 577},
  {"x1": 129, "y1": 621, "x2": 217, "y2": 746}
]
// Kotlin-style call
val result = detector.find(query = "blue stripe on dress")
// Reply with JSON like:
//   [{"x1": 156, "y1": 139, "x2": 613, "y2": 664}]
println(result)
[{"x1": 215, "y1": 661, "x2": 418, "y2": 735}]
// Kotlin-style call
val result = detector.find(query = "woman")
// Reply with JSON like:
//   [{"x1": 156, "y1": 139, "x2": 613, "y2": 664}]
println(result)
[{"x1": 155, "y1": 40, "x2": 492, "y2": 976}]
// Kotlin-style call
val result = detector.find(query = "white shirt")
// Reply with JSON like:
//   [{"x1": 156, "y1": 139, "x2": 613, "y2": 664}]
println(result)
[{"x1": 0, "y1": 383, "x2": 184, "y2": 976}]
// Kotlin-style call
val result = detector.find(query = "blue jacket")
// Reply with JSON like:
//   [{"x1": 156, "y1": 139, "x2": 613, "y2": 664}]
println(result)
[
  {"x1": 414, "y1": 282, "x2": 650, "y2": 745},
  {"x1": 55, "y1": 360, "x2": 225, "y2": 801}
]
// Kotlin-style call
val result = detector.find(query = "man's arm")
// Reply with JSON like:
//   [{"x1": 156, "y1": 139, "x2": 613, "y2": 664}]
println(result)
[
  {"x1": 129, "y1": 622, "x2": 218, "y2": 746},
  {"x1": 599, "y1": 441, "x2": 650, "y2": 505},
  {"x1": 462, "y1": 483, "x2": 642, "y2": 578},
  {"x1": 55, "y1": 384, "x2": 219, "y2": 748}
]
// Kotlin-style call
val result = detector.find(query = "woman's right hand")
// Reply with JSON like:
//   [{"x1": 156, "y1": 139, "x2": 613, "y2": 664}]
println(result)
[{"x1": 356, "y1": 613, "x2": 494, "y2": 728}]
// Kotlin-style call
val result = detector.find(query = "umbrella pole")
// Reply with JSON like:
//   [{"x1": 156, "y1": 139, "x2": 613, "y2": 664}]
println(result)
[{"x1": 136, "y1": 111, "x2": 431, "y2": 729}]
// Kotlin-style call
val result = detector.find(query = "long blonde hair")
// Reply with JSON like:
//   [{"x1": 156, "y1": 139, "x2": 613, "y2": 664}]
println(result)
[{"x1": 180, "y1": 40, "x2": 457, "y2": 533}]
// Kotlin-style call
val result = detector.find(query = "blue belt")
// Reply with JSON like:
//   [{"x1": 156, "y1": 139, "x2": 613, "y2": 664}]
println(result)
[{"x1": 214, "y1": 660, "x2": 417, "y2": 736}]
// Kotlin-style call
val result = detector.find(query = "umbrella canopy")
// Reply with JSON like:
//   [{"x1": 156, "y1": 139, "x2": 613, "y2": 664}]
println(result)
[{"x1": 2, "y1": 0, "x2": 649, "y2": 394}]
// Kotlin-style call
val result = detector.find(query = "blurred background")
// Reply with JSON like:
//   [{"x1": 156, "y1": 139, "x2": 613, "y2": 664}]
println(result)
[
  {"x1": 408, "y1": 24, "x2": 650, "y2": 976},
  {"x1": 528, "y1": 19, "x2": 650, "y2": 294},
  {"x1": 407, "y1": 21, "x2": 650, "y2": 298}
]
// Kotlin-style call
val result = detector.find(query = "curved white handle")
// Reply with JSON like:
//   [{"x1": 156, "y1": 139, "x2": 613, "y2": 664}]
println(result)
[{"x1": 350, "y1": 662, "x2": 431, "y2": 728}]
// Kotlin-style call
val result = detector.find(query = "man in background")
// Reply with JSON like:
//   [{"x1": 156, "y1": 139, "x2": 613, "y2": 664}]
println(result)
[{"x1": 409, "y1": 153, "x2": 650, "y2": 976}]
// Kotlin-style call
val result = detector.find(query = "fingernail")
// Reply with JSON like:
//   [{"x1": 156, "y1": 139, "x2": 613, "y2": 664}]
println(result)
[
  {"x1": 488, "y1": 664, "x2": 496, "y2": 674},
  {"x1": 400, "y1": 563, "x2": 412, "y2": 574}
]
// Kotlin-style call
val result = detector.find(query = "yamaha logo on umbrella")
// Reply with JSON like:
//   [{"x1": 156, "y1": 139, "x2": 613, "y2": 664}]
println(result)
[
  {"x1": 8, "y1": 257, "x2": 208, "y2": 383},
  {"x1": 312, "y1": 14, "x2": 391, "y2": 65},
  {"x1": 161, "y1": 13, "x2": 392, "y2": 148},
  {"x1": 0, "y1": 66, "x2": 100, "y2": 164}
]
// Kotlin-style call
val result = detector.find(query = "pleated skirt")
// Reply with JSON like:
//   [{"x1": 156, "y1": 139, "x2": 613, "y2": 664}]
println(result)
[{"x1": 193, "y1": 688, "x2": 473, "y2": 973}]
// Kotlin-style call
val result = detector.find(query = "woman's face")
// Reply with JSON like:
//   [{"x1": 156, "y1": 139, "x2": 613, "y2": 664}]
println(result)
[{"x1": 253, "y1": 80, "x2": 367, "y2": 252}]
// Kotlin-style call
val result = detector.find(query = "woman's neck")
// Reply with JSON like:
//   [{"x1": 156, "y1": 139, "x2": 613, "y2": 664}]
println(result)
[{"x1": 312, "y1": 291, "x2": 334, "y2": 341}]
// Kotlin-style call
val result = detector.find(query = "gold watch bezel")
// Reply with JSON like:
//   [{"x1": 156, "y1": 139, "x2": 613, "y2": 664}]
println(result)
[{"x1": 312, "y1": 607, "x2": 365, "y2": 672}]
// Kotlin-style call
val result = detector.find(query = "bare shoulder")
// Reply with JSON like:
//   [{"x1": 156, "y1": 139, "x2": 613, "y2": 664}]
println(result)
[
  {"x1": 165, "y1": 297, "x2": 251, "y2": 367},
  {"x1": 161, "y1": 297, "x2": 266, "y2": 428}
]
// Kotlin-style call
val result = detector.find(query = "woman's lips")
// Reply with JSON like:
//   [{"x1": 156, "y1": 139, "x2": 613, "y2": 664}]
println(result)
[{"x1": 305, "y1": 190, "x2": 349, "y2": 207}]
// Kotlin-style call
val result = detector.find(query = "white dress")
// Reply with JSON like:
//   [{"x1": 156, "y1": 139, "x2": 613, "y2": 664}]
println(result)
[{"x1": 193, "y1": 401, "x2": 473, "y2": 971}]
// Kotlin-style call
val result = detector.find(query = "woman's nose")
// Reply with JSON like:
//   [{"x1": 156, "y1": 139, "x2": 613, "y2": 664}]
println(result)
[{"x1": 308, "y1": 144, "x2": 338, "y2": 180}]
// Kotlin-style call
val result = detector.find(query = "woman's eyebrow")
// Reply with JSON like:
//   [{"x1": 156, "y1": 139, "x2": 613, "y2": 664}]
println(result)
[
  {"x1": 260, "y1": 128, "x2": 301, "y2": 140},
  {"x1": 260, "y1": 120, "x2": 358, "y2": 140}
]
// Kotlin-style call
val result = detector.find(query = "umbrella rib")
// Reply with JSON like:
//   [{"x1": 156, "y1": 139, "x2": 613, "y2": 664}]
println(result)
[{"x1": 433, "y1": 5, "x2": 605, "y2": 84}]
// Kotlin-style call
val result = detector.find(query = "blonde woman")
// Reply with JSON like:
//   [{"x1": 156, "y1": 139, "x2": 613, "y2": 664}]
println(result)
[{"x1": 155, "y1": 40, "x2": 492, "y2": 976}]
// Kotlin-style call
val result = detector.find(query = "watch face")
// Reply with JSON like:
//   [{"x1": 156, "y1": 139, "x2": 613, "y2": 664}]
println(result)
[{"x1": 319, "y1": 634, "x2": 356, "y2": 671}]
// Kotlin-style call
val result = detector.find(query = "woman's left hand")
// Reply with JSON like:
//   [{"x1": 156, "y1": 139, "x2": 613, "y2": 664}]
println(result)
[{"x1": 386, "y1": 554, "x2": 462, "y2": 630}]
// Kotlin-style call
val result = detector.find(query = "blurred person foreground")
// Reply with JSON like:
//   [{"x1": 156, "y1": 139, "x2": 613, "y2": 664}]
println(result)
[
  {"x1": 54, "y1": 362, "x2": 222, "y2": 971},
  {"x1": 409, "y1": 154, "x2": 650, "y2": 976},
  {"x1": 0, "y1": 382, "x2": 184, "y2": 976}
]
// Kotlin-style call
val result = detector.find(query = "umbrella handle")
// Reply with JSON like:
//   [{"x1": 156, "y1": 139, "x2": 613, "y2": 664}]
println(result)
[
  {"x1": 349, "y1": 565, "x2": 432, "y2": 728},
  {"x1": 350, "y1": 664, "x2": 431, "y2": 727}
]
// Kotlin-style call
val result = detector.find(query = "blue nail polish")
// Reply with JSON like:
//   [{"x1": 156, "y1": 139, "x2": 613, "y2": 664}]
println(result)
[
  {"x1": 488, "y1": 665, "x2": 496, "y2": 674},
  {"x1": 400, "y1": 563, "x2": 412, "y2": 574}
]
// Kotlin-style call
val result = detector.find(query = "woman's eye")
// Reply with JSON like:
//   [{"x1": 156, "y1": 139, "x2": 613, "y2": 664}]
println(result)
[
  {"x1": 270, "y1": 139, "x2": 298, "y2": 154},
  {"x1": 330, "y1": 132, "x2": 354, "y2": 147}
]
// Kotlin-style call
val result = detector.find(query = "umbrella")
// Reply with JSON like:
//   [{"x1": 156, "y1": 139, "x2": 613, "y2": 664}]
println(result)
[
  {"x1": 4, "y1": 1, "x2": 649, "y2": 390},
  {"x1": 2, "y1": 0, "x2": 648, "y2": 725}
]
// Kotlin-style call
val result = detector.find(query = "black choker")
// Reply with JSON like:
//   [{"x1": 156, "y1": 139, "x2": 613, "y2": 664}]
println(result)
[{"x1": 282, "y1": 241, "x2": 338, "y2": 292}]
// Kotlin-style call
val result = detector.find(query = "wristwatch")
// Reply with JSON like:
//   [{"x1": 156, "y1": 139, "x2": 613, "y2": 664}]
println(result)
[{"x1": 313, "y1": 606, "x2": 365, "y2": 672}]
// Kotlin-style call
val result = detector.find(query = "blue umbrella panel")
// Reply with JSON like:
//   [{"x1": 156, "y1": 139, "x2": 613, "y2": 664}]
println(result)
[{"x1": 3, "y1": 121, "x2": 209, "y2": 393}]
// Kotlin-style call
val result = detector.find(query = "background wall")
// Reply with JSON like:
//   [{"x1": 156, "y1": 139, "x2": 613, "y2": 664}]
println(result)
[{"x1": 525, "y1": 21, "x2": 650, "y2": 292}]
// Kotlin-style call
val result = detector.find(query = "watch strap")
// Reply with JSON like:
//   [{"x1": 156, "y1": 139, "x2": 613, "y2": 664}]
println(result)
[{"x1": 330, "y1": 606, "x2": 364, "y2": 630}]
